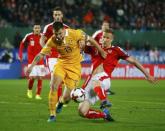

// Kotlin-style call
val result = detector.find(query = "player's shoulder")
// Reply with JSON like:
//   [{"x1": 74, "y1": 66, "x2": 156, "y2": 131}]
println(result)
[
  {"x1": 92, "y1": 30, "x2": 102, "y2": 38},
  {"x1": 63, "y1": 23, "x2": 69, "y2": 28},
  {"x1": 111, "y1": 45, "x2": 128, "y2": 54},
  {"x1": 24, "y1": 32, "x2": 34, "y2": 38},
  {"x1": 43, "y1": 22, "x2": 53, "y2": 31},
  {"x1": 67, "y1": 28, "x2": 83, "y2": 35},
  {"x1": 111, "y1": 45, "x2": 123, "y2": 50},
  {"x1": 44, "y1": 22, "x2": 53, "y2": 28}
]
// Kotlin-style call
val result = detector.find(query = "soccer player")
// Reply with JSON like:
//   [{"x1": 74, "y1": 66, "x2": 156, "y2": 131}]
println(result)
[
  {"x1": 40, "y1": 7, "x2": 69, "y2": 99},
  {"x1": 26, "y1": 22, "x2": 107, "y2": 122},
  {"x1": 19, "y1": 24, "x2": 45, "y2": 100},
  {"x1": 78, "y1": 29, "x2": 156, "y2": 121},
  {"x1": 85, "y1": 20, "x2": 114, "y2": 95}
]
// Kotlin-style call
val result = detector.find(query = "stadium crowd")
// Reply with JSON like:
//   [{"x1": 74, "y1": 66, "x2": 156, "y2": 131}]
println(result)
[{"x1": 0, "y1": 0, "x2": 164, "y2": 30}]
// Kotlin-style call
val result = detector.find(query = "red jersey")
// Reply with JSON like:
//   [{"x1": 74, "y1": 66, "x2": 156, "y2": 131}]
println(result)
[
  {"x1": 19, "y1": 32, "x2": 44, "y2": 65},
  {"x1": 92, "y1": 29, "x2": 103, "y2": 45},
  {"x1": 85, "y1": 45, "x2": 129, "y2": 77},
  {"x1": 43, "y1": 22, "x2": 69, "y2": 58}
]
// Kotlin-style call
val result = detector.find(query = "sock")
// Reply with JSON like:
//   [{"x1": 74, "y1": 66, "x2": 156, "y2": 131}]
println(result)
[
  {"x1": 85, "y1": 108, "x2": 105, "y2": 119},
  {"x1": 93, "y1": 86, "x2": 106, "y2": 101},
  {"x1": 57, "y1": 84, "x2": 62, "y2": 100},
  {"x1": 28, "y1": 79, "x2": 34, "y2": 90},
  {"x1": 49, "y1": 90, "x2": 58, "y2": 116},
  {"x1": 36, "y1": 79, "x2": 42, "y2": 95}
]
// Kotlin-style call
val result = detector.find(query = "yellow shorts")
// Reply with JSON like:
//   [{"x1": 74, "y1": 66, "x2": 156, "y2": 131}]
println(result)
[{"x1": 53, "y1": 63, "x2": 81, "y2": 90}]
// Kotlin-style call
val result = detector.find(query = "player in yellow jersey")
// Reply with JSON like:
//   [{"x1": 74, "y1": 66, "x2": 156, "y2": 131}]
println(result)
[{"x1": 26, "y1": 22, "x2": 107, "y2": 122}]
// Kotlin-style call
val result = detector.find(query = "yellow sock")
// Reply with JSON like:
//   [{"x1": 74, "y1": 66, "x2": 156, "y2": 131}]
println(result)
[{"x1": 48, "y1": 90, "x2": 58, "y2": 116}]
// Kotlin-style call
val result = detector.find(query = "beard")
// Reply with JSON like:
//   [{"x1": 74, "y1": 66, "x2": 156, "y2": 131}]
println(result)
[{"x1": 55, "y1": 37, "x2": 63, "y2": 45}]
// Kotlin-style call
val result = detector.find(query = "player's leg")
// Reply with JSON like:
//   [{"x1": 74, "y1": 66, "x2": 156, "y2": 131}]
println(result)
[
  {"x1": 27, "y1": 77, "x2": 34, "y2": 98},
  {"x1": 78, "y1": 100, "x2": 114, "y2": 121},
  {"x1": 47, "y1": 64, "x2": 65, "y2": 122},
  {"x1": 48, "y1": 58, "x2": 62, "y2": 100},
  {"x1": 35, "y1": 65, "x2": 46, "y2": 100},
  {"x1": 27, "y1": 64, "x2": 36, "y2": 98},
  {"x1": 48, "y1": 74, "x2": 63, "y2": 122},
  {"x1": 56, "y1": 87, "x2": 71, "y2": 113},
  {"x1": 92, "y1": 72, "x2": 112, "y2": 109},
  {"x1": 35, "y1": 77, "x2": 43, "y2": 100},
  {"x1": 103, "y1": 78, "x2": 115, "y2": 95}
]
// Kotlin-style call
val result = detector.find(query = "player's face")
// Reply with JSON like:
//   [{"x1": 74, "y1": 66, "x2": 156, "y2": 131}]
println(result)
[
  {"x1": 101, "y1": 22, "x2": 109, "y2": 31},
  {"x1": 53, "y1": 11, "x2": 63, "y2": 22},
  {"x1": 54, "y1": 28, "x2": 65, "y2": 44},
  {"x1": 33, "y1": 25, "x2": 41, "y2": 34},
  {"x1": 102, "y1": 32, "x2": 113, "y2": 48}
]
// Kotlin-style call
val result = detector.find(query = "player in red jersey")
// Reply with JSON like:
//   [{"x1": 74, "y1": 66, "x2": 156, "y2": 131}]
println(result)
[
  {"x1": 90, "y1": 20, "x2": 114, "y2": 95},
  {"x1": 19, "y1": 24, "x2": 46, "y2": 100},
  {"x1": 78, "y1": 29, "x2": 156, "y2": 121},
  {"x1": 40, "y1": 7, "x2": 69, "y2": 100}
]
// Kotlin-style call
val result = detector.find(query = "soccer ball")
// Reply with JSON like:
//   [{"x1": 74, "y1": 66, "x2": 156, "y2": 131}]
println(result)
[{"x1": 70, "y1": 88, "x2": 86, "y2": 103}]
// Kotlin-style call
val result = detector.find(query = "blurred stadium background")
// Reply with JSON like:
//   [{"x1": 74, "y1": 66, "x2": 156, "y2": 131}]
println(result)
[
  {"x1": 0, "y1": 0, "x2": 165, "y2": 131},
  {"x1": 0, "y1": 0, "x2": 164, "y2": 79}
]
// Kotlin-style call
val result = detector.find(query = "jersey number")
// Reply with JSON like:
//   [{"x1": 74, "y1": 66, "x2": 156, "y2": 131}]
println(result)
[{"x1": 64, "y1": 47, "x2": 72, "y2": 53}]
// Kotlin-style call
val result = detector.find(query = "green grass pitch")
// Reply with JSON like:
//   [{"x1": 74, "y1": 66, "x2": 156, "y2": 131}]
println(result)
[{"x1": 0, "y1": 79, "x2": 165, "y2": 131}]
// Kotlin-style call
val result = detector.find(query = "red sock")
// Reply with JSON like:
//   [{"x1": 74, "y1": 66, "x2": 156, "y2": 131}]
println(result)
[
  {"x1": 85, "y1": 109, "x2": 105, "y2": 119},
  {"x1": 93, "y1": 86, "x2": 106, "y2": 101},
  {"x1": 28, "y1": 79, "x2": 34, "y2": 90},
  {"x1": 36, "y1": 79, "x2": 42, "y2": 95},
  {"x1": 57, "y1": 84, "x2": 62, "y2": 100}
]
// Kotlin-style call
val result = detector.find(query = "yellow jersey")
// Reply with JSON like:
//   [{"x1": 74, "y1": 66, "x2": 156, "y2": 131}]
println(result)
[{"x1": 41, "y1": 29, "x2": 85, "y2": 64}]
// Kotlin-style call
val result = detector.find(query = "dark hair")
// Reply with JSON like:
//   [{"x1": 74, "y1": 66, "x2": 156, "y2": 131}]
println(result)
[
  {"x1": 33, "y1": 19, "x2": 40, "y2": 26},
  {"x1": 53, "y1": 22, "x2": 64, "y2": 31},
  {"x1": 53, "y1": 6, "x2": 62, "y2": 12}
]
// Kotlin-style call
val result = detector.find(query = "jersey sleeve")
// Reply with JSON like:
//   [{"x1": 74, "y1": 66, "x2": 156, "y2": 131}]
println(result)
[
  {"x1": 19, "y1": 34, "x2": 29, "y2": 60},
  {"x1": 117, "y1": 46, "x2": 130, "y2": 60},
  {"x1": 43, "y1": 25, "x2": 50, "y2": 39},
  {"x1": 75, "y1": 29, "x2": 87, "y2": 42},
  {"x1": 40, "y1": 37, "x2": 55, "y2": 55}
]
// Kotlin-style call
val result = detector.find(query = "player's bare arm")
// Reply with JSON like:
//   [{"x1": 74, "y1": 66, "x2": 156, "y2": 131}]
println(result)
[
  {"x1": 88, "y1": 36, "x2": 107, "y2": 59},
  {"x1": 40, "y1": 35, "x2": 47, "y2": 47},
  {"x1": 126, "y1": 56, "x2": 157, "y2": 83},
  {"x1": 26, "y1": 53, "x2": 45, "y2": 75}
]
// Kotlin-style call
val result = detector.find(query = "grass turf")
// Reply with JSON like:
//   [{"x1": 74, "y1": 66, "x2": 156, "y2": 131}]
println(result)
[{"x1": 0, "y1": 79, "x2": 165, "y2": 131}]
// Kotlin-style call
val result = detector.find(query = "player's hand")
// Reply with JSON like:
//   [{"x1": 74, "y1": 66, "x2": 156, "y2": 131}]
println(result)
[
  {"x1": 100, "y1": 50, "x2": 107, "y2": 59},
  {"x1": 26, "y1": 66, "x2": 33, "y2": 76},
  {"x1": 146, "y1": 75, "x2": 157, "y2": 84}
]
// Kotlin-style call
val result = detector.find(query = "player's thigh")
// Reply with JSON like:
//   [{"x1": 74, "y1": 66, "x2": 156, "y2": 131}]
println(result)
[
  {"x1": 102, "y1": 78, "x2": 111, "y2": 90},
  {"x1": 53, "y1": 63, "x2": 66, "y2": 82},
  {"x1": 78, "y1": 100, "x2": 90, "y2": 116},
  {"x1": 64, "y1": 67, "x2": 81, "y2": 90},
  {"x1": 85, "y1": 80, "x2": 99, "y2": 105},
  {"x1": 50, "y1": 74, "x2": 63, "y2": 91},
  {"x1": 65, "y1": 77, "x2": 80, "y2": 90}
]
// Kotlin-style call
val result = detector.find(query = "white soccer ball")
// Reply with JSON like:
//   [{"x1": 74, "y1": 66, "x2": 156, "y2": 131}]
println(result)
[{"x1": 70, "y1": 88, "x2": 86, "y2": 103}]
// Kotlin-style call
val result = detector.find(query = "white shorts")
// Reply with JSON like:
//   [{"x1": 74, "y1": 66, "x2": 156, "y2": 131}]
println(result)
[
  {"x1": 84, "y1": 72, "x2": 111, "y2": 105},
  {"x1": 47, "y1": 58, "x2": 58, "y2": 73},
  {"x1": 28, "y1": 64, "x2": 46, "y2": 77}
]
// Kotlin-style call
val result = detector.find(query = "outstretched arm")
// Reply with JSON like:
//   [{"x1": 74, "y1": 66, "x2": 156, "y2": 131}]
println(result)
[
  {"x1": 126, "y1": 56, "x2": 156, "y2": 83},
  {"x1": 26, "y1": 53, "x2": 44, "y2": 75}
]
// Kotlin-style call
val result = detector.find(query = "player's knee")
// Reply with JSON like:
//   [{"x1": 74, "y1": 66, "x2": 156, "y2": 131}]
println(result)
[
  {"x1": 78, "y1": 101, "x2": 89, "y2": 117},
  {"x1": 78, "y1": 103, "x2": 85, "y2": 117}
]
